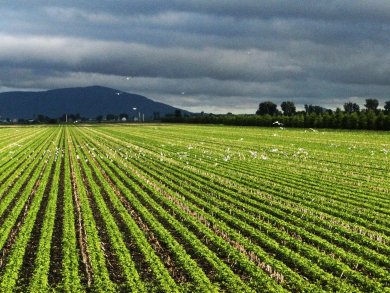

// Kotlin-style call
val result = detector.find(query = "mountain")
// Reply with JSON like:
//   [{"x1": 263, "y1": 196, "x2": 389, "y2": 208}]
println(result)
[{"x1": 0, "y1": 85, "x2": 188, "y2": 120}]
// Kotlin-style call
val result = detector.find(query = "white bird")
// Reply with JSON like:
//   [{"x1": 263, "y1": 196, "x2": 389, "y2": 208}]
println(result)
[
  {"x1": 273, "y1": 121, "x2": 283, "y2": 126},
  {"x1": 116, "y1": 92, "x2": 121, "y2": 95},
  {"x1": 249, "y1": 150, "x2": 257, "y2": 158}
]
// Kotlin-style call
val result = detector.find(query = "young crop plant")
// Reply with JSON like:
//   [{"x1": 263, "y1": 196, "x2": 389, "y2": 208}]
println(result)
[{"x1": 0, "y1": 124, "x2": 388, "y2": 292}]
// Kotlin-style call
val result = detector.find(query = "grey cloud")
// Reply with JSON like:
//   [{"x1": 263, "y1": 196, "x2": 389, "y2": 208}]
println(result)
[
  {"x1": 1, "y1": 68, "x2": 387, "y2": 114},
  {"x1": 2, "y1": 1, "x2": 390, "y2": 113},
  {"x1": 0, "y1": 34, "x2": 304, "y2": 82},
  {"x1": 4, "y1": 4, "x2": 390, "y2": 50},
  {"x1": 10, "y1": 1, "x2": 390, "y2": 23}
]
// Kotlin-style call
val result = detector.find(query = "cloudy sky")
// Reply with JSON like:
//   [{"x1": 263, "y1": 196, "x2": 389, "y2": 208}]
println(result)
[{"x1": 1, "y1": 1, "x2": 390, "y2": 113}]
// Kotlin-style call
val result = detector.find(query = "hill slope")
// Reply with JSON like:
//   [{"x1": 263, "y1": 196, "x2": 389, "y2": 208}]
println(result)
[{"x1": 0, "y1": 86, "x2": 187, "y2": 120}]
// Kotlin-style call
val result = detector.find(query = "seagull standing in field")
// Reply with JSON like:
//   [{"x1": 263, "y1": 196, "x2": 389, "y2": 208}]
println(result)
[{"x1": 273, "y1": 121, "x2": 283, "y2": 126}]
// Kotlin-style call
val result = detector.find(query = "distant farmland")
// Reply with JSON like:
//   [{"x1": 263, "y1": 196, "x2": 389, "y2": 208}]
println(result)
[{"x1": 0, "y1": 124, "x2": 388, "y2": 292}]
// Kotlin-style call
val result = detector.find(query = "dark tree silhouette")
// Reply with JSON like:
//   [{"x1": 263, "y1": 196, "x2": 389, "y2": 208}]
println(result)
[
  {"x1": 384, "y1": 101, "x2": 390, "y2": 114},
  {"x1": 304, "y1": 104, "x2": 328, "y2": 114},
  {"x1": 256, "y1": 101, "x2": 278, "y2": 115},
  {"x1": 281, "y1": 101, "x2": 296, "y2": 116},
  {"x1": 174, "y1": 109, "x2": 182, "y2": 118},
  {"x1": 343, "y1": 102, "x2": 360, "y2": 113},
  {"x1": 364, "y1": 99, "x2": 379, "y2": 111}
]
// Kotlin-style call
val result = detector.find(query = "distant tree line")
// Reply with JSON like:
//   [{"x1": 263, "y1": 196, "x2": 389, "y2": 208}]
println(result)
[
  {"x1": 2, "y1": 112, "x2": 162, "y2": 124},
  {"x1": 163, "y1": 99, "x2": 390, "y2": 130}
]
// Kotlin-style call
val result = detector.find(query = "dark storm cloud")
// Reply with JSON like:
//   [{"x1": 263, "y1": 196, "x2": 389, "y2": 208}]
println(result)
[
  {"x1": 1, "y1": 1, "x2": 390, "y2": 113},
  {"x1": 8, "y1": 1, "x2": 390, "y2": 22}
]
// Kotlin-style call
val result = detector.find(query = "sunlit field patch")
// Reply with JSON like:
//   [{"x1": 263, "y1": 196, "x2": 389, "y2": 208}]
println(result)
[{"x1": 0, "y1": 124, "x2": 388, "y2": 292}]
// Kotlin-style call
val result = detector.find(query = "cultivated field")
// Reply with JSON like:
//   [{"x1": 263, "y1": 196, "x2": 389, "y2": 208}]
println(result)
[{"x1": 0, "y1": 124, "x2": 388, "y2": 292}]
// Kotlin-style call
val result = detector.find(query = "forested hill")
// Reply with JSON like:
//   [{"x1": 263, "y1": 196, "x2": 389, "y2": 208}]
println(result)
[{"x1": 0, "y1": 86, "x2": 187, "y2": 119}]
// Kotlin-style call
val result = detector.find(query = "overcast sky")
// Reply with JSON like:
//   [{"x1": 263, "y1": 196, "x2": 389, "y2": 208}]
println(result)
[{"x1": 1, "y1": 1, "x2": 390, "y2": 113}]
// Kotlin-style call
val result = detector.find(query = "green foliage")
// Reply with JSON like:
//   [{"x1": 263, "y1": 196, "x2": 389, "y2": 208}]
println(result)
[
  {"x1": 384, "y1": 101, "x2": 390, "y2": 114},
  {"x1": 364, "y1": 99, "x2": 379, "y2": 112},
  {"x1": 343, "y1": 102, "x2": 360, "y2": 113},
  {"x1": 164, "y1": 106, "x2": 390, "y2": 130},
  {"x1": 280, "y1": 101, "x2": 296, "y2": 116},
  {"x1": 256, "y1": 101, "x2": 278, "y2": 116},
  {"x1": 0, "y1": 125, "x2": 389, "y2": 292},
  {"x1": 304, "y1": 104, "x2": 328, "y2": 114}
]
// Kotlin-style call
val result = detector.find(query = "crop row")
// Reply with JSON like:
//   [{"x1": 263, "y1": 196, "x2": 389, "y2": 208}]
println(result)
[{"x1": 0, "y1": 125, "x2": 388, "y2": 292}]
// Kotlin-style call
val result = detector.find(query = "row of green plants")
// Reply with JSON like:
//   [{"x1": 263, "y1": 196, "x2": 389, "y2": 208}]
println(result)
[
  {"x1": 85, "y1": 125, "x2": 386, "y2": 290},
  {"x1": 93, "y1": 124, "x2": 386, "y2": 240},
  {"x1": 96, "y1": 125, "x2": 389, "y2": 244},
  {"x1": 0, "y1": 129, "x2": 58, "y2": 252},
  {"x1": 127, "y1": 147, "x2": 389, "y2": 285},
  {"x1": 0, "y1": 125, "x2": 388, "y2": 291},
  {"x1": 0, "y1": 128, "x2": 61, "y2": 292},
  {"x1": 28, "y1": 130, "x2": 64, "y2": 292},
  {"x1": 89, "y1": 126, "x2": 388, "y2": 291},
  {"x1": 75, "y1": 132, "x2": 217, "y2": 292},
  {"x1": 76, "y1": 127, "x2": 255, "y2": 292}
]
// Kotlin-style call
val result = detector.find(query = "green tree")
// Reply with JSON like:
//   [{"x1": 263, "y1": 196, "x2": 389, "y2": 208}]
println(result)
[
  {"x1": 334, "y1": 108, "x2": 344, "y2": 128},
  {"x1": 343, "y1": 102, "x2": 360, "y2": 113},
  {"x1": 349, "y1": 112, "x2": 359, "y2": 129},
  {"x1": 304, "y1": 113, "x2": 317, "y2": 127},
  {"x1": 384, "y1": 115, "x2": 390, "y2": 130},
  {"x1": 291, "y1": 114, "x2": 304, "y2": 127},
  {"x1": 364, "y1": 99, "x2": 379, "y2": 112},
  {"x1": 366, "y1": 110, "x2": 376, "y2": 129},
  {"x1": 280, "y1": 101, "x2": 296, "y2": 116},
  {"x1": 316, "y1": 114, "x2": 324, "y2": 128},
  {"x1": 256, "y1": 101, "x2": 278, "y2": 115},
  {"x1": 376, "y1": 112, "x2": 385, "y2": 130},
  {"x1": 342, "y1": 113, "x2": 351, "y2": 129},
  {"x1": 322, "y1": 112, "x2": 332, "y2": 128},
  {"x1": 384, "y1": 101, "x2": 390, "y2": 114},
  {"x1": 359, "y1": 112, "x2": 368, "y2": 129},
  {"x1": 304, "y1": 104, "x2": 327, "y2": 114}
]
